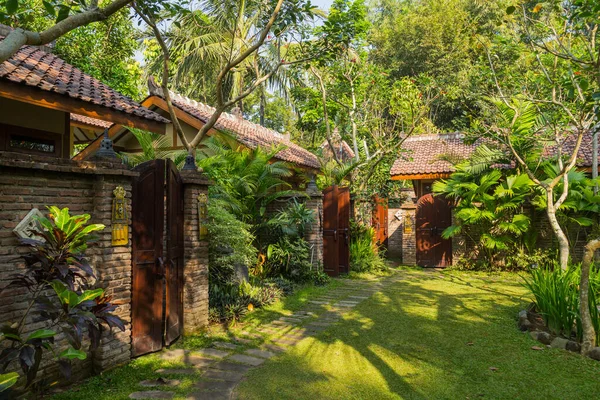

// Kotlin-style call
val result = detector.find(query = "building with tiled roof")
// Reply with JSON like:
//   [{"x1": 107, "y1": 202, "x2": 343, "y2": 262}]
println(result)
[
  {"x1": 75, "y1": 79, "x2": 319, "y2": 170},
  {"x1": 390, "y1": 133, "x2": 476, "y2": 180},
  {"x1": 0, "y1": 28, "x2": 169, "y2": 158},
  {"x1": 320, "y1": 128, "x2": 356, "y2": 163}
]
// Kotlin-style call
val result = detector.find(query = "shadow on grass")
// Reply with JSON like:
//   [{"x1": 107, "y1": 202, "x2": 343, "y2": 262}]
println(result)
[{"x1": 235, "y1": 270, "x2": 600, "y2": 400}]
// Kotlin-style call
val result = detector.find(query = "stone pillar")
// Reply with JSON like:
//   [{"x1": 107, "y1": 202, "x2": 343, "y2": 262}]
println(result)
[
  {"x1": 181, "y1": 170, "x2": 210, "y2": 334},
  {"x1": 400, "y1": 204, "x2": 417, "y2": 265},
  {"x1": 90, "y1": 166, "x2": 136, "y2": 372},
  {"x1": 305, "y1": 179, "x2": 323, "y2": 268}
]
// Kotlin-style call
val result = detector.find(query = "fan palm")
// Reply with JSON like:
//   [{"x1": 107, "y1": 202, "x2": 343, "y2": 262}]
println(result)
[{"x1": 119, "y1": 128, "x2": 188, "y2": 168}]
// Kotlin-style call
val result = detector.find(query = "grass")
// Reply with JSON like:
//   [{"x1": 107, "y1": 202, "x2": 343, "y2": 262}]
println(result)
[
  {"x1": 235, "y1": 267, "x2": 600, "y2": 400},
  {"x1": 50, "y1": 280, "x2": 342, "y2": 400}
]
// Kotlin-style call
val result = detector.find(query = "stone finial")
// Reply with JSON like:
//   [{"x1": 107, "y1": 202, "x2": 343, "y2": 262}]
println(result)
[
  {"x1": 306, "y1": 176, "x2": 320, "y2": 196},
  {"x1": 95, "y1": 129, "x2": 117, "y2": 159}
]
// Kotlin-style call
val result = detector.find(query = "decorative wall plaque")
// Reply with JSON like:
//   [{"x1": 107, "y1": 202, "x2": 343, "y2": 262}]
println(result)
[
  {"x1": 13, "y1": 208, "x2": 45, "y2": 241},
  {"x1": 198, "y1": 193, "x2": 208, "y2": 240},
  {"x1": 111, "y1": 186, "x2": 129, "y2": 246},
  {"x1": 403, "y1": 214, "x2": 414, "y2": 234}
]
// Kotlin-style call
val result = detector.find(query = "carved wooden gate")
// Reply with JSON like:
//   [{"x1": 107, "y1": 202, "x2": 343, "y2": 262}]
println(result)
[
  {"x1": 416, "y1": 193, "x2": 452, "y2": 267},
  {"x1": 372, "y1": 195, "x2": 388, "y2": 248},
  {"x1": 323, "y1": 185, "x2": 350, "y2": 276},
  {"x1": 131, "y1": 159, "x2": 184, "y2": 356}
]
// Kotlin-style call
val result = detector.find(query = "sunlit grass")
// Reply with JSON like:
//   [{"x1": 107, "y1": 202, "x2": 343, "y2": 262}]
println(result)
[{"x1": 236, "y1": 268, "x2": 600, "y2": 400}]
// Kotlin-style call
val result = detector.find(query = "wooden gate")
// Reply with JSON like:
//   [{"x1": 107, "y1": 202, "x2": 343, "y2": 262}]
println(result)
[
  {"x1": 131, "y1": 159, "x2": 184, "y2": 357},
  {"x1": 371, "y1": 195, "x2": 388, "y2": 248},
  {"x1": 323, "y1": 185, "x2": 350, "y2": 276},
  {"x1": 416, "y1": 193, "x2": 452, "y2": 267}
]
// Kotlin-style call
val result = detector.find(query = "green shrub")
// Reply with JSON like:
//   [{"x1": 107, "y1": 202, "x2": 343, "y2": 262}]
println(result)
[
  {"x1": 263, "y1": 277, "x2": 296, "y2": 295},
  {"x1": 349, "y1": 222, "x2": 387, "y2": 273},
  {"x1": 262, "y1": 237, "x2": 314, "y2": 282},
  {"x1": 523, "y1": 263, "x2": 600, "y2": 342},
  {"x1": 208, "y1": 203, "x2": 257, "y2": 285}
]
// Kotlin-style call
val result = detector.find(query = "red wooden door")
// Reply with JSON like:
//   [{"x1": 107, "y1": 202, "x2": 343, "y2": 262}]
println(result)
[
  {"x1": 372, "y1": 196, "x2": 388, "y2": 247},
  {"x1": 323, "y1": 185, "x2": 350, "y2": 276},
  {"x1": 323, "y1": 185, "x2": 339, "y2": 276},
  {"x1": 338, "y1": 187, "x2": 350, "y2": 274},
  {"x1": 131, "y1": 160, "x2": 165, "y2": 356},
  {"x1": 416, "y1": 193, "x2": 452, "y2": 267},
  {"x1": 165, "y1": 159, "x2": 184, "y2": 345}
]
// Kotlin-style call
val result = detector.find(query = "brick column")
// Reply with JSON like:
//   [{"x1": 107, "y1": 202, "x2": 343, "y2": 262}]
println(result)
[
  {"x1": 90, "y1": 168, "x2": 136, "y2": 372},
  {"x1": 400, "y1": 204, "x2": 417, "y2": 265},
  {"x1": 180, "y1": 170, "x2": 210, "y2": 334},
  {"x1": 305, "y1": 179, "x2": 323, "y2": 268}
]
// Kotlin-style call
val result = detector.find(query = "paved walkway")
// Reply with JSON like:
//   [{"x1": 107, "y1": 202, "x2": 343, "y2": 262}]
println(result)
[{"x1": 128, "y1": 271, "x2": 402, "y2": 400}]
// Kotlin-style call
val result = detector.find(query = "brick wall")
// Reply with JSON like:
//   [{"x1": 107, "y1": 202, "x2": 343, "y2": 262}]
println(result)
[
  {"x1": 0, "y1": 152, "x2": 210, "y2": 391},
  {"x1": 181, "y1": 171, "x2": 210, "y2": 333},
  {"x1": 0, "y1": 152, "x2": 136, "y2": 386}
]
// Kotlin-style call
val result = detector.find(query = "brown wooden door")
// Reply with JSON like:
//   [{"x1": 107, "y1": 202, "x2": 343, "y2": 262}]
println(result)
[
  {"x1": 323, "y1": 185, "x2": 351, "y2": 276},
  {"x1": 372, "y1": 196, "x2": 388, "y2": 248},
  {"x1": 338, "y1": 187, "x2": 350, "y2": 274},
  {"x1": 165, "y1": 159, "x2": 184, "y2": 345},
  {"x1": 416, "y1": 193, "x2": 452, "y2": 267},
  {"x1": 323, "y1": 185, "x2": 339, "y2": 276},
  {"x1": 131, "y1": 160, "x2": 165, "y2": 356}
]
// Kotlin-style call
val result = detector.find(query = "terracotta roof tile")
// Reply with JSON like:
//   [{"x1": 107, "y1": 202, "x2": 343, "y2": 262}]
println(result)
[
  {"x1": 157, "y1": 90, "x2": 319, "y2": 169},
  {"x1": 70, "y1": 113, "x2": 112, "y2": 129},
  {"x1": 545, "y1": 131, "x2": 597, "y2": 168},
  {"x1": 390, "y1": 133, "x2": 476, "y2": 176},
  {"x1": 0, "y1": 36, "x2": 169, "y2": 124}
]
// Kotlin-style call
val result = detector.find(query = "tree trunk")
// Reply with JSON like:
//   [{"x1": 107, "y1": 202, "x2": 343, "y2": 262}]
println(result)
[
  {"x1": 580, "y1": 239, "x2": 600, "y2": 355},
  {"x1": 546, "y1": 189, "x2": 569, "y2": 270}
]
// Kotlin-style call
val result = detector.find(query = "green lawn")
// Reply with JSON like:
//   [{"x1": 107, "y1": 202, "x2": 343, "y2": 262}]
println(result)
[{"x1": 235, "y1": 268, "x2": 600, "y2": 400}]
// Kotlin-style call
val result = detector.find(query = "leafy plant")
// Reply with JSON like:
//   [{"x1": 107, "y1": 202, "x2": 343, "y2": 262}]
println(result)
[
  {"x1": 262, "y1": 237, "x2": 314, "y2": 281},
  {"x1": 269, "y1": 199, "x2": 315, "y2": 238},
  {"x1": 0, "y1": 207, "x2": 124, "y2": 394},
  {"x1": 523, "y1": 263, "x2": 600, "y2": 343},
  {"x1": 207, "y1": 202, "x2": 257, "y2": 286},
  {"x1": 349, "y1": 222, "x2": 387, "y2": 273}
]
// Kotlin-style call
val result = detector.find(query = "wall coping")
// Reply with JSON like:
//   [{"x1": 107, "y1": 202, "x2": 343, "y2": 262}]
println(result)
[
  {"x1": 0, "y1": 151, "x2": 138, "y2": 177},
  {"x1": 180, "y1": 170, "x2": 212, "y2": 185}
]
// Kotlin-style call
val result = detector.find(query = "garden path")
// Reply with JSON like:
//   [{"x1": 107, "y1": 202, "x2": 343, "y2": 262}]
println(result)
[{"x1": 127, "y1": 271, "x2": 403, "y2": 399}]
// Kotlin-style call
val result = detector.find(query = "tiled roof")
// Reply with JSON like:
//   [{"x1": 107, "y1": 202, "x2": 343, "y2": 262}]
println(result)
[
  {"x1": 320, "y1": 128, "x2": 356, "y2": 162},
  {"x1": 70, "y1": 113, "x2": 112, "y2": 129},
  {"x1": 391, "y1": 131, "x2": 600, "y2": 177},
  {"x1": 0, "y1": 36, "x2": 169, "y2": 124},
  {"x1": 545, "y1": 130, "x2": 597, "y2": 168},
  {"x1": 390, "y1": 133, "x2": 476, "y2": 176},
  {"x1": 151, "y1": 89, "x2": 319, "y2": 169}
]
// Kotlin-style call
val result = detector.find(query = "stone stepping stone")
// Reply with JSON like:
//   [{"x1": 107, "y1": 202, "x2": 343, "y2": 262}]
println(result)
[
  {"x1": 186, "y1": 390, "x2": 232, "y2": 400},
  {"x1": 187, "y1": 356, "x2": 215, "y2": 367},
  {"x1": 202, "y1": 369, "x2": 245, "y2": 382},
  {"x1": 160, "y1": 349, "x2": 187, "y2": 360},
  {"x1": 210, "y1": 361, "x2": 253, "y2": 373},
  {"x1": 307, "y1": 321, "x2": 330, "y2": 327},
  {"x1": 212, "y1": 341, "x2": 240, "y2": 350},
  {"x1": 279, "y1": 317, "x2": 303, "y2": 323},
  {"x1": 193, "y1": 348, "x2": 230, "y2": 359},
  {"x1": 156, "y1": 368, "x2": 197, "y2": 375},
  {"x1": 263, "y1": 344, "x2": 286, "y2": 353},
  {"x1": 229, "y1": 354, "x2": 266, "y2": 366},
  {"x1": 308, "y1": 301, "x2": 328, "y2": 305},
  {"x1": 348, "y1": 295, "x2": 369, "y2": 299},
  {"x1": 244, "y1": 349, "x2": 275, "y2": 359},
  {"x1": 194, "y1": 379, "x2": 237, "y2": 391},
  {"x1": 241, "y1": 331, "x2": 262, "y2": 338},
  {"x1": 272, "y1": 338, "x2": 298, "y2": 347},
  {"x1": 233, "y1": 338, "x2": 254, "y2": 345},
  {"x1": 139, "y1": 378, "x2": 180, "y2": 387},
  {"x1": 129, "y1": 391, "x2": 174, "y2": 399}
]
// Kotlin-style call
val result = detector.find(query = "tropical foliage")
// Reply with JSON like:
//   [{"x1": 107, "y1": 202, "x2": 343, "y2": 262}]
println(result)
[
  {"x1": 349, "y1": 222, "x2": 387, "y2": 273},
  {"x1": 0, "y1": 207, "x2": 124, "y2": 394}
]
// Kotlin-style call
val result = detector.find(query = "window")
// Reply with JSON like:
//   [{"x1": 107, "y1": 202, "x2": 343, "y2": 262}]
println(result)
[{"x1": 9, "y1": 135, "x2": 56, "y2": 153}]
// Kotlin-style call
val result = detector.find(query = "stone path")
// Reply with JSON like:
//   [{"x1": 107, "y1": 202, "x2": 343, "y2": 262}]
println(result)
[{"x1": 128, "y1": 271, "x2": 402, "y2": 400}]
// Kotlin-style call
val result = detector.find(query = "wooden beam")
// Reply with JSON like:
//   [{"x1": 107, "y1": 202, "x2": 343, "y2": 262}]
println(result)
[
  {"x1": 0, "y1": 81, "x2": 167, "y2": 135},
  {"x1": 71, "y1": 122, "x2": 123, "y2": 160},
  {"x1": 70, "y1": 120, "x2": 107, "y2": 132},
  {"x1": 391, "y1": 172, "x2": 451, "y2": 181}
]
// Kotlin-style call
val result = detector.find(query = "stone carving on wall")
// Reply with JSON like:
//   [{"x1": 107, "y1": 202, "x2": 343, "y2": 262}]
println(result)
[{"x1": 13, "y1": 208, "x2": 45, "y2": 241}]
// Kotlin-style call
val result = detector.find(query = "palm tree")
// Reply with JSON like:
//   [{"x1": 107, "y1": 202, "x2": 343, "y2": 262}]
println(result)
[{"x1": 119, "y1": 128, "x2": 188, "y2": 168}]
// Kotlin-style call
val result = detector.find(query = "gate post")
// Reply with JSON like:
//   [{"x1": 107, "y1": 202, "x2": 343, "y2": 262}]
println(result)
[
  {"x1": 305, "y1": 178, "x2": 323, "y2": 268},
  {"x1": 180, "y1": 170, "x2": 210, "y2": 333}
]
